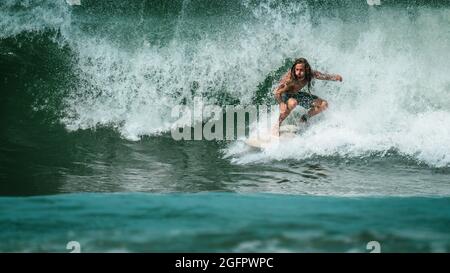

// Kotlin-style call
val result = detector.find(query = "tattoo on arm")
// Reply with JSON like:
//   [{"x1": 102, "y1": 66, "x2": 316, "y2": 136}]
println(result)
[{"x1": 313, "y1": 70, "x2": 337, "y2": 81}]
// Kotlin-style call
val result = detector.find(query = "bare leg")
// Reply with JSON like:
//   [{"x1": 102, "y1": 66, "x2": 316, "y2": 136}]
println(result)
[
  {"x1": 273, "y1": 98, "x2": 297, "y2": 136},
  {"x1": 272, "y1": 102, "x2": 287, "y2": 136},
  {"x1": 300, "y1": 99, "x2": 328, "y2": 123}
]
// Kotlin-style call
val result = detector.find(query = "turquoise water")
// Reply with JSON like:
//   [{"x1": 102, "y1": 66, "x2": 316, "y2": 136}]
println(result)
[
  {"x1": 1, "y1": 0, "x2": 449, "y2": 252},
  {"x1": 1, "y1": 193, "x2": 450, "y2": 252}
]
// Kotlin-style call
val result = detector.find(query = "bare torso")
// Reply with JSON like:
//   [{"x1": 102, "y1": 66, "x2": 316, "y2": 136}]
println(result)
[{"x1": 274, "y1": 72, "x2": 308, "y2": 97}]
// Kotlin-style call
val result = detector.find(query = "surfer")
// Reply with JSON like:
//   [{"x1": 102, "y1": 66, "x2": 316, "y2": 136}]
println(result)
[{"x1": 272, "y1": 58, "x2": 343, "y2": 136}]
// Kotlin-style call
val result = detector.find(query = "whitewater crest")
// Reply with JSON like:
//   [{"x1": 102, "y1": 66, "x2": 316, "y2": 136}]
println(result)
[{"x1": 1, "y1": 0, "x2": 449, "y2": 167}]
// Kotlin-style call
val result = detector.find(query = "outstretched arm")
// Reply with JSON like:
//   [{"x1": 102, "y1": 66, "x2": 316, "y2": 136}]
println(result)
[{"x1": 313, "y1": 70, "x2": 343, "y2": 82}]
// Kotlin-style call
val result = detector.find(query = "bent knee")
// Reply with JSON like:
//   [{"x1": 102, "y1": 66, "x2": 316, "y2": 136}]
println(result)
[{"x1": 288, "y1": 100, "x2": 298, "y2": 109}]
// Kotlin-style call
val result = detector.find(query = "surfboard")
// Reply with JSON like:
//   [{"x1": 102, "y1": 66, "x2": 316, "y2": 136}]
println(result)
[{"x1": 244, "y1": 125, "x2": 298, "y2": 149}]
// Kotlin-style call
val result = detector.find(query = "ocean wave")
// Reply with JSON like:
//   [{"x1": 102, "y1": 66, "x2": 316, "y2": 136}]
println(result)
[{"x1": 1, "y1": 0, "x2": 449, "y2": 167}]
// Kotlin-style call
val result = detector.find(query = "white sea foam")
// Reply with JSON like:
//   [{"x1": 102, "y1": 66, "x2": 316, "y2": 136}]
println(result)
[{"x1": 2, "y1": 0, "x2": 449, "y2": 167}]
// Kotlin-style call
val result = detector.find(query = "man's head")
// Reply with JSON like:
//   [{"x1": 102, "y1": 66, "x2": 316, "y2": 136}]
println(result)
[
  {"x1": 290, "y1": 58, "x2": 313, "y2": 90},
  {"x1": 294, "y1": 63, "x2": 306, "y2": 79},
  {"x1": 291, "y1": 58, "x2": 312, "y2": 80}
]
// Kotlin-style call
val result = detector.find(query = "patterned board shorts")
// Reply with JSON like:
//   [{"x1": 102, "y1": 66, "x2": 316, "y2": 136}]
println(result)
[{"x1": 281, "y1": 92, "x2": 319, "y2": 108}]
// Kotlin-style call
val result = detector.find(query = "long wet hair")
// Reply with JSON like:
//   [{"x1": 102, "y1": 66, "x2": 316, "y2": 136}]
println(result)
[{"x1": 290, "y1": 58, "x2": 313, "y2": 92}]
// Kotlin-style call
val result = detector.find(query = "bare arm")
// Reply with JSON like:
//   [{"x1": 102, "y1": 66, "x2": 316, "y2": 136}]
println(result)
[
  {"x1": 313, "y1": 70, "x2": 343, "y2": 82},
  {"x1": 274, "y1": 72, "x2": 292, "y2": 102}
]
